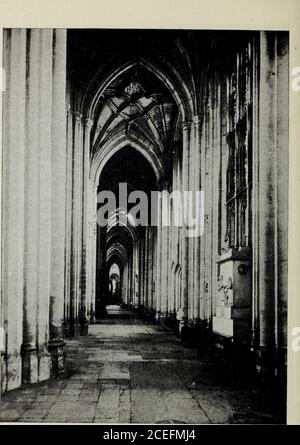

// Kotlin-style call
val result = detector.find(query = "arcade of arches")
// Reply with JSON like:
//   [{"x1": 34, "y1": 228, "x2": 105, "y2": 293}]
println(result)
[{"x1": 1, "y1": 29, "x2": 288, "y2": 395}]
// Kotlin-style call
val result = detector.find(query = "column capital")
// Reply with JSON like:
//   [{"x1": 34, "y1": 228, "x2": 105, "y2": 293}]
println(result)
[
  {"x1": 193, "y1": 114, "x2": 202, "y2": 126},
  {"x1": 65, "y1": 104, "x2": 71, "y2": 116},
  {"x1": 161, "y1": 179, "x2": 170, "y2": 191},
  {"x1": 84, "y1": 117, "x2": 94, "y2": 129},
  {"x1": 182, "y1": 121, "x2": 192, "y2": 132},
  {"x1": 73, "y1": 110, "x2": 83, "y2": 122},
  {"x1": 157, "y1": 178, "x2": 170, "y2": 191}
]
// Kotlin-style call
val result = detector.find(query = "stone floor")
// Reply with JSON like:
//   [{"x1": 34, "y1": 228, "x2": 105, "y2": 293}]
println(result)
[{"x1": 0, "y1": 307, "x2": 285, "y2": 424}]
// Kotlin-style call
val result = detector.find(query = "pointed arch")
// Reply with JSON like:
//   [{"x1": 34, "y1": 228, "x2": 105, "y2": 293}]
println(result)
[
  {"x1": 81, "y1": 58, "x2": 194, "y2": 122},
  {"x1": 90, "y1": 132, "x2": 164, "y2": 185}
]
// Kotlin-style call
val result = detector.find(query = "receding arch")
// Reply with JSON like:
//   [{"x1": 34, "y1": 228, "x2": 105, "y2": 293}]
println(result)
[
  {"x1": 107, "y1": 243, "x2": 128, "y2": 267},
  {"x1": 107, "y1": 219, "x2": 138, "y2": 246},
  {"x1": 90, "y1": 133, "x2": 163, "y2": 185}
]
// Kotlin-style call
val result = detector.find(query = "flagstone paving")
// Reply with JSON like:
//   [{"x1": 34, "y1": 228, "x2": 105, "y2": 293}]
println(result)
[{"x1": 0, "y1": 308, "x2": 285, "y2": 424}]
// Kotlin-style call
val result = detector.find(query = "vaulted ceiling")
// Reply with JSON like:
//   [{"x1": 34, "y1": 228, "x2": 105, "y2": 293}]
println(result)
[
  {"x1": 91, "y1": 65, "x2": 179, "y2": 160},
  {"x1": 66, "y1": 29, "x2": 214, "y2": 270}
]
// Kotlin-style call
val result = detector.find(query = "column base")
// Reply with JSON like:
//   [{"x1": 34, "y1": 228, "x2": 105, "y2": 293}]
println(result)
[
  {"x1": 159, "y1": 311, "x2": 167, "y2": 322},
  {"x1": 63, "y1": 320, "x2": 71, "y2": 337},
  {"x1": 256, "y1": 346, "x2": 276, "y2": 378},
  {"x1": 89, "y1": 311, "x2": 96, "y2": 324},
  {"x1": 163, "y1": 312, "x2": 178, "y2": 332},
  {"x1": 179, "y1": 320, "x2": 186, "y2": 336},
  {"x1": 69, "y1": 320, "x2": 81, "y2": 338},
  {"x1": 1, "y1": 351, "x2": 7, "y2": 393},
  {"x1": 64, "y1": 320, "x2": 80, "y2": 337},
  {"x1": 80, "y1": 318, "x2": 89, "y2": 336},
  {"x1": 275, "y1": 346, "x2": 287, "y2": 382},
  {"x1": 21, "y1": 344, "x2": 38, "y2": 384},
  {"x1": 191, "y1": 318, "x2": 201, "y2": 328},
  {"x1": 137, "y1": 305, "x2": 144, "y2": 314},
  {"x1": 5, "y1": 352, "x2": 22, "y2": 391},
  {"x1": 38, "y1": 345, "x2": 51, "y2": 382},
  {"x1": 256, "y1": 346, "x2": 287, "y2": 382},
  {"x1": 48, "y1": 339, "x2": 65, "y2": 377}
]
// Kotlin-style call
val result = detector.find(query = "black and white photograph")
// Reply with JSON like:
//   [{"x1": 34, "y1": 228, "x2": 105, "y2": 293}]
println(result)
[{"x1": 0, "y1": 0, "x2": 299, "y2": 431}]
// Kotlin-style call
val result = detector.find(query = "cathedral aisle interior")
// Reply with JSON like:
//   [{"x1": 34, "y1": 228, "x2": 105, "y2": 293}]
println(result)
[
  {"x1": 0, "y1": 308, "x2": 283, "y2": 424},
  {"x1": 1, "y1": 29, "x2": 288, "y2": 423}
]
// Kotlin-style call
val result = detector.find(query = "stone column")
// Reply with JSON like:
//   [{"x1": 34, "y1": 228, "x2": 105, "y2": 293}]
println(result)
[
  {"x1": 126, "y1": 262, "x2": 130, "y2": 306},
  {"x1": 139, "y1": 231, "x2": 147, "y2": 306},
  {"x1": 181, "y1": 122, "x2": 191, "y2": 326},
  {"x1": 177, "y1": 158, "x2": 182, "y2": 300},
  {"x1": 168, "y1": 168, "x2": 174, "y2": 319},
  {"x1": 170, "y1": 151, "x2": 180, "y2": 316},
  {"x1": 70, "y1": 111, "x2": 83, "y2": 335},
  {"x1": 134, "y1": 240, "x2": 139, "y2": 307},
  {"x1": 152, "y1": 227, "x2": 157, "y2": 312},
  {"x1": 193, "y1": 115, "x2": 201, "y2": 324},
  {"x1": 2, "y1": 29, "x2": 27, "y2": 390},
  {"x1": 37, "y1": 30, "x2": 54, "y2": 381},
  {"x1": 155, "y1": 189, "x2": 163, "y2": 320},
  {"x1": 96, "y1": 221, "x2": 107, "y2": 318},
  {"x1": 64, "y1": 104, "x2": 73, "y2": 335},
  {"x1": 124, "y1": 263, "x2": 129, "y2": 306},
  {"x1": 90, "y1": 181, "x2": 98, "y2": 320},
  {"x1": 142, "y1": 231, "x2": 146, "y2": 310},
  {"x1": 132, "y1": 244, "x2": 136, "y2": 307},
  {"x1": 147, "y1": 228, "x2": 154, "y2": 312},
  {"x1": 257, "y1": 32, "x2": 288, "y2": 377},
  {"x1": 275, "y1": 33, "x2": 288, "y2": 378},
  {"x1": 21, "y1": 29, "x2": 41, "y2": 384},
  {"x1": 80, "y1": 118, "x2": 93, "y2": 335},
  {"x1": 140, "y1": 233, "x2": 145, "y2": 309},
  {"x1": 206, "y1": 98, "x2": 214, "y2": 323},
  {"x1": 211, "y1": 79, "x2": 220, "y2": 323},
  {"x1": 144, "y1": 227, "x2": 150, "y2": 311},
  {"x1": 121, "y1": 264, "x2": 126, "y2": 306},
  {"x1": 85, "y1": 178, "x2": 92, "y2": 320},
  {"x1": 160, "y1": 183, "x2": 169, "y2": 320},
  {"x1": 167, "y1": 222, "x2": 173, "y2": 318},
  {"x1": 48, "y1": 29, "x2": 67, "y2": 375},
  {"x1": 188, "y1": 123, "x2": 195, "y2": 324},
  {"x1": 257, "y1": 32, "x2": 277, "y2": 375},
  {"x1": 131, "y1": 248, "x2": 134, "y2": 307},
  {"x1": 199, "y1": 113, "x2": 207, "y2": 322},
  {"x1": 174, "y1": 154, "x2": 181, "y2": 312},
  {"x1": 76, "y1": 114, "x2": 84, "y2": 331}
]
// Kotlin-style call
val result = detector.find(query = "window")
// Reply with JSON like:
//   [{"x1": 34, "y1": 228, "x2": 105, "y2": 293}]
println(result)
[{"x1": 224, "y1": 42, "x2": 253, "y2": 249}]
